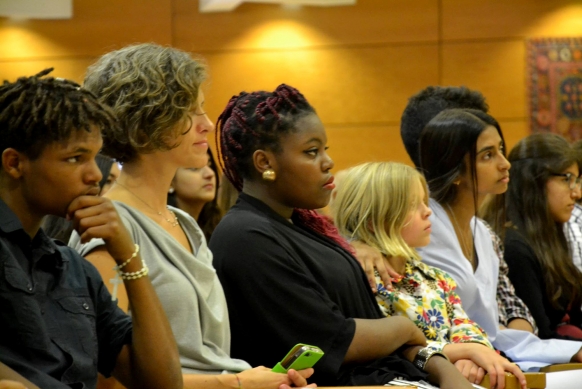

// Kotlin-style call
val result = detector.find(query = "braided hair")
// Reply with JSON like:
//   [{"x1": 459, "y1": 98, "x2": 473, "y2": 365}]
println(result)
[
  {"x1": 216, "y1": 84, "x2": 354, "y2": 253},
  {"x1": 0, "y1": 68, "x2": 119, "y2": 159}
]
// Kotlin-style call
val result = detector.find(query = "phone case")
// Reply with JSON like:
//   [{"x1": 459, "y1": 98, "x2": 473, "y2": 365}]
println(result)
[{"x1": 272, "y1": 343, "x2": 324, "y2": 373}]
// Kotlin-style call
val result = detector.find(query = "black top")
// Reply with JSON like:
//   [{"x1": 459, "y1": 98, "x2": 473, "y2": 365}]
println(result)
[
  {"x1": 0, "y1": 199, "x2": 133, "y2": 389},
  {"x1": 210, "y1": 193, "x2": 427, "y2": 385},
  {"x1": 504, "y1": 228, "x2": 582, "y2": 339}
]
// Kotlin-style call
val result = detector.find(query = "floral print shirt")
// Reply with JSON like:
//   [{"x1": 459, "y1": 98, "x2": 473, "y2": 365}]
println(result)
[{"x1": 376, "y1": 258, "x2": 493, "y2": 352}]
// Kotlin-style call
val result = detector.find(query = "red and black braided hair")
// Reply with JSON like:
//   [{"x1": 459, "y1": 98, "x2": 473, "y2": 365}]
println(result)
[
  {"x1": 216, "y1": 83, "x2": 354, "y2": 254},
  {"x1": 216, "y1": 84, "x2": 314, "y2": 190}
]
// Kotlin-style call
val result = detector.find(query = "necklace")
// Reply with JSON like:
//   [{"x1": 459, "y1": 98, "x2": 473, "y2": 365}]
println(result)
[
  {"x1": 446, "y1": 204, "x2": 474, "y2": 264},
  {"x1": 115, "y1": 181, "x2": 179, "y2": 227}
]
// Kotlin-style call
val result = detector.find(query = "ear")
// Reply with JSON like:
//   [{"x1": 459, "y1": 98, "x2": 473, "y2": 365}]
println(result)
[
  {"x1": 252, "y1": 149, "x2": 277, "y2": 176},
  {"x1": 1, "y1": 148, "x2": 28, "y2": 179}
]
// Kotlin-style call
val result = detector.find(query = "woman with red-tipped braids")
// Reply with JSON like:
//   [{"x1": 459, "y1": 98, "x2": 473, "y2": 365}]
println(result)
[
  {"x1": 70, "y1": 43, "x2": 315, "y2": 389},
  {"x1": 210, "y1": 84, "x2": 473, "y2": 388}
]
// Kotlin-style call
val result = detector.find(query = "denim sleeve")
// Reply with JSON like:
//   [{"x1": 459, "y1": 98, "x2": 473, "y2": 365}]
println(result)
[{"x1": 83, "y1": 259, "x2": 133, "y2": 377}]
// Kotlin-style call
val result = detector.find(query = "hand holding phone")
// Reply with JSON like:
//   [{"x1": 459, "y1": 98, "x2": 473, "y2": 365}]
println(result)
[{"x1": 272, "y1": 343, "x2": 324, "y2": 373}]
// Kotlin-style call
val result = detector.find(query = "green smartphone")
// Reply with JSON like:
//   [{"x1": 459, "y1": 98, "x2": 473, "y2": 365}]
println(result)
[{"x1": 272, "y1": 343, "x2": 324, "y2": 373}]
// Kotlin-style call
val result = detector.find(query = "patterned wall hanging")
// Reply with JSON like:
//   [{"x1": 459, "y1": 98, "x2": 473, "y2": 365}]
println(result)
[{"x1": 527, "y1": 37, "x2": 582, "y2": 141}]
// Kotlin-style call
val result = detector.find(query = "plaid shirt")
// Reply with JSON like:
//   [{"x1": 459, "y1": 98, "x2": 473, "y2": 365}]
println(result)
[
  {"x1": 566, "y1": 203, "x2": 582, "y2": 272},
  {"x1": 481, "y1": 220, "x2": 539, "y2": 335}
]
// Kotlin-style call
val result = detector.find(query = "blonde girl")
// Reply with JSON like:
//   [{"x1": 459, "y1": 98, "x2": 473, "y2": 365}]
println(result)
[{"x1": 332, "y1": 162, "x2": 525, "y2": 389}]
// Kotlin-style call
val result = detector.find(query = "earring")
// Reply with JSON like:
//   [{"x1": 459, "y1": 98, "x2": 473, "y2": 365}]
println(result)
[
  {"x1": 453, "y1": 180, "x2": 460, "y2": 186},
  {"x1": 168, "y1": 186, "x2": 175, "y2": 194},
  {"x1": 262, "y1": 169, "x2": 276, "y2": 181}
]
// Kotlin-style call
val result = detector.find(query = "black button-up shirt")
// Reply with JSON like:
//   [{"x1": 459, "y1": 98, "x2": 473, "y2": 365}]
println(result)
[{"x1": 0, "y1": 199, "x2": 132, "y2": 388}]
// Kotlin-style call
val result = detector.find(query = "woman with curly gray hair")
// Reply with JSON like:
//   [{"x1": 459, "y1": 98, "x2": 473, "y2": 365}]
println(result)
[{"x1": 70, "y1": 43, "x2": 314, "y2": 389}]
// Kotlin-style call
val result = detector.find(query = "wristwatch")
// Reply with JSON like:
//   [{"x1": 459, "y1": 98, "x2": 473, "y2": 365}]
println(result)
[{"x1": 412, "y1": 347, "x2": 450, "y2": 371}]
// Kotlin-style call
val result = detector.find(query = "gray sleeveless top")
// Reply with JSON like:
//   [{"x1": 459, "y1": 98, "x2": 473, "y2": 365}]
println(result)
[{"x1": 69, "y1": 201, "x2": 251, "y2": 374}]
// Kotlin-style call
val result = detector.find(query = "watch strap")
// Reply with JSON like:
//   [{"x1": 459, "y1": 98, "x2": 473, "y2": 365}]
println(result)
[{"x1": 412, "y1": 347, "x2": 449, "y2": 371}]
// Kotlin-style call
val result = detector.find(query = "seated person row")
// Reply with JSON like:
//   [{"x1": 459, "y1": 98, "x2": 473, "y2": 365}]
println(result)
[
  {"x1": 68, "y1": 46, "x2": 580, "y2": 388},
  {"x1": 0, "y1": 70, "x2": 182, "y2": 388},
  {"x1": 372, "y1": 85, "x2": 582, "y2": 369},
  {"x1": 73, "y1": 41, "x2": 482, "y2": 387},
  {"x1": 332, "y1": 161, "x2": 525, "y2": 388},
  {"x1": 70, "y1": 43, "x2": 314, "y2": 389},
  {"x1": 396, "y1": 86, "x2": 538, "y2": 334},
  {"x1": 210, "y1": 83, "x2": 477, "y2": 388},
  {"x1": 351, "y1": 100, "x2": 582, "y2": 385},
  {"x1": 483, "y1": 133, "x2": 582, "y2": 340},
  {"x1": 415, "y1": 108, "x2": 582, "y2": 389},
  {"x1": 400, "y1": 85, "x2": 582, "y2": 339}
]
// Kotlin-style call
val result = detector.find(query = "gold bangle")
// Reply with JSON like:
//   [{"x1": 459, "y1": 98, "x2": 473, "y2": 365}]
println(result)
[
  {"x1": 234, "y1": 374, "x2": 242, "y2": 389},
  {"x1": 114, "y1": 244, "x2": 140, "y2": 270}
]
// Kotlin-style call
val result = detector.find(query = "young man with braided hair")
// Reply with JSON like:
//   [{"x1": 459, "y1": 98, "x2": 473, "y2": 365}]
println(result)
[{"x1": 0, "y1": 69, "x2": 182, "y2": 389}]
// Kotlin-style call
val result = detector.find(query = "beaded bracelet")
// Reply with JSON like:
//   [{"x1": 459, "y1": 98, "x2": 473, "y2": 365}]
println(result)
[
  {"x1": 118, "y1": 261, "x2": 149, "y2": 280},
  {"x1": 114, "y1": 244, "x2": 140, "y2": 271}
]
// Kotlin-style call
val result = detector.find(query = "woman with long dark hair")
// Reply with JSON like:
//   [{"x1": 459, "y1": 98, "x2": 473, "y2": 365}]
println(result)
[
  {"x1": 487, "y1": 133, "x2": 582, "y2": 339},
  {"x1": 168, "y1": 148, "x2": 223, "y2": 241},
  {"x1": 417, "y1": 108, "x2": 582, "y2": 388}
]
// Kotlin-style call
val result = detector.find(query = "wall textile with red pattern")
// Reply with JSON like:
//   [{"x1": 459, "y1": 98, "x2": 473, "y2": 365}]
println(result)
[{"x1": 528, "y1": 38, "x2": 582, "y2": 141}]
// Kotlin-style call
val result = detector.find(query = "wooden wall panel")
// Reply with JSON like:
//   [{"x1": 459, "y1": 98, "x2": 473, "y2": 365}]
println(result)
[
  {"x1": 498, "y1": 120, "x2": 529, "y2": 152},
  {"x1": 0, "y1": 0, "x2": 577, "y2": 164},
  {"x1": 0, "y1": 58, "x2": 97, "y2": 83},
  {"x1": 202, "y1": 44, "x2": 439, "y2": 128},
  {"x1": 174, "y1": 0, "x2": 438, "y2": 52},
  {"x1": 0, "y1": 0, "x2": 172, "y2": 60},
  {"x1": 326, "y1": 124, "x2": 412, "y2": 171},
  {"x1": 441, "y1": 40, "x2": 526, "y2": 120},
  {"x1": 442, "y1": 0, "x2": 582, "y2": 40}
]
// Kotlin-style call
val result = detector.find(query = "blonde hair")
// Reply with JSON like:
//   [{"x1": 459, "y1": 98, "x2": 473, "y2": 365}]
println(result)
[{"x1": 332, "y1": 162, "x2": 428, "y2": 261}]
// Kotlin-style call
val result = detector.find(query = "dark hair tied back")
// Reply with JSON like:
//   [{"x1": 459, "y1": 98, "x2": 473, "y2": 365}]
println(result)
[
  {"x1": 420, "y1": 108, "x2": 503, "y2": 205},
  {"x1": 216, "y1": 84, "x2": 315, "y2": 191},
  {"x1": 216, "y1": 84, "x2": 354, "y2": 254}
]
